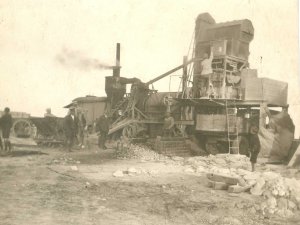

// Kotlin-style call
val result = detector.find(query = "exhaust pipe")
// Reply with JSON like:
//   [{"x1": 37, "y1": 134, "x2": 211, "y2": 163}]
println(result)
[{"x1": 113, "y1": 43, "x2": 121, "y2": 77}]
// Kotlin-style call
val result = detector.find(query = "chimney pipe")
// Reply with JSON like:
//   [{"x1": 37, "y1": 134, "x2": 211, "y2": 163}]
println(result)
[{"x1": 113, "y1": 43, "x2": 121, "y2": 77}]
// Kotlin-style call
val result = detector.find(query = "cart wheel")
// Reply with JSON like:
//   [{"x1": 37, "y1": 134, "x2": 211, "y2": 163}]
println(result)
[{"x1": 12, "y1": 119, "x2": 32, "y2": 138}]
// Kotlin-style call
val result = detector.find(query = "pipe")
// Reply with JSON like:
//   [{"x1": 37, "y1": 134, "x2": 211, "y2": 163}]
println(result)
[
  {"x1": 113, "y1": 43, "x2": 121, "y2": 77},
  {"x1": 146, "y1": 58, "x2": 195, "y2": 85}
]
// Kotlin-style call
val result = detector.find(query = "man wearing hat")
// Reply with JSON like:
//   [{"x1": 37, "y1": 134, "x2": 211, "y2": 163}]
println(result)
[
  {"x1": 63, "y1": 106, "x2": 78, "y2": 152},
  {"x1": 95, "y1": 113, "x2": 110, "y2": 150}
]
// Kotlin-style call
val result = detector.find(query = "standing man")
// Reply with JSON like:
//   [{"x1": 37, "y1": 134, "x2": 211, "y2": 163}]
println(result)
[
  {"x1": 96, "y1": 114, "x2": 110, "y2": 150},
  {"x1": 248, "y1": 124, "x2": 261, "y2": 172},
  {"x1": 76, "y1": 108, "x2": 87, "y2": 149},
  {"x1": 198, "y1": 46, "x2": 214, "y2": 97},
  {"x1": 63, "y1": 107, "x2": 78, "y2": 152},
  {"x1": 0, "y1": 107, "x2": 13, "y2": 153},
  {"x1": 163, "y1": 112, "x2": 175, "y2": 137}
]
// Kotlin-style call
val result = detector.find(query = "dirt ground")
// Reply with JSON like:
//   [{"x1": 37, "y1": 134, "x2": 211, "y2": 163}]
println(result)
[{"x1": 0, "y1": 144, "x2": 299, "y2": 225}]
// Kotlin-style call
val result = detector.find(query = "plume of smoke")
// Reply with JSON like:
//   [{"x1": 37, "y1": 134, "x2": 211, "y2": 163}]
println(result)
[{"x1": 56, "y1": 48, "x2": 114, "y2": 71}]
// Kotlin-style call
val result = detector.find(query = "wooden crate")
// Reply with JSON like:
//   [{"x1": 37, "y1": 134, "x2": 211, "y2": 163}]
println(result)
[{"x1": 243, "y1": 77, "x2": 288, "y2": 106}]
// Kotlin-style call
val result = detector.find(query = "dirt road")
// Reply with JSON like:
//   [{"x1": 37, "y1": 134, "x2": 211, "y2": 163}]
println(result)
[{"x1": 0, "y1": 146, "x2": 299, "y2": 225}]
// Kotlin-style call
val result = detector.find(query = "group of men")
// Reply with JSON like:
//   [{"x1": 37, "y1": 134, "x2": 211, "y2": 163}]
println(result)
[
  {"x1": 63, "y1": 106, "x2": 110, "y2": 152},
  {"x1": 63, "y1": 106, "x2": 87, "y2": 152},
  {"x1": 0, "y1": 107, "x2": 13, "y2": 154}
]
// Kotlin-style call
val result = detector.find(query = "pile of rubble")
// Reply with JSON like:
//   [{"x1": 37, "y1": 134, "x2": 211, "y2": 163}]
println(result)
[
  {"x1": 178, "y1": 154, "x2": 300, "y2": 217},
  {"x1": 115, "y1": 143, "x2": 167, "y2": 161},
  {"x1": 249, "y1": 171, "x2": 300, "y2": 217}
]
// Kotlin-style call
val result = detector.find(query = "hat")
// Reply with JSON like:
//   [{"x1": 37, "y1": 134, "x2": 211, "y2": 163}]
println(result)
[{"x1": 69, "y1": 105, "x2": 76, "y2": 110}]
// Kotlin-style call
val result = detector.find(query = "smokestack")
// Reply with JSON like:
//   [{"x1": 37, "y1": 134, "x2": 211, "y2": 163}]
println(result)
[{"x1": 113, "y1": 43, "x2": 121, "y2": 77}]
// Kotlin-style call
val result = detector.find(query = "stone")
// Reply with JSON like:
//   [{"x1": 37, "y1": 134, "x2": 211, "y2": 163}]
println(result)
[
  {"x1": 250, "y1": 177, "x2": 265, "y2": 196},
  {"x1": 212, "y1": 158, "x2": 227, "y2": 166},
  {"x1": 184, "y1": 167, "x2": 195, "y2": 173},
  {"x1": 272, "y1": 189, "x2": 279, "y2": 196},
  {"x1": 261, "y1": 171, "x2": 280, "y2": 181},
  {"x1": 287, "y1": 200, "x2": 297, "y2": 210},
  {"x1": 70, "y1": 166, "x2": 78, "y2": 171},
  {"x1": 172, "y1": 156, "x2": 184, "y2": 161},
  {"x1": 243, "y1": 173, "x2": 260, "y2": 181},
  {"x1": 266, "y1": 196, "x2": 277, "y2": 209},
  {"x1": 249, "y1": 206, "x2": 257, "y2": 214},
  {"x1": 236, "y1": 169, "x2": 252, "y2": 176},
  {"x1": 277, "y1": 198, "x2": 288, "y2": 210},
  {"x1": 196, "y1": 166, "x2": 206, "y2": 173},
  {"x1": 207, "y1": 173, "x2": 240, "y2": 185},
  {"x1": 113, "y1": 170, "x2": 124, "y2": 177},
  {"x1": 127, "y1": 167, "x2": 138, "y2": 174},
  {"x1": 262, "y1": 190, "x2": 273, "y2": 199}
]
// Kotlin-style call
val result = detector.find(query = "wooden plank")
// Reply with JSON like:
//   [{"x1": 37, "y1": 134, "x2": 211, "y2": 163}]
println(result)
[
  {"x1": 288, "y1": 144, "x2": 300, "y2": 167},
  {"x1": 207, "y1": 173, "x2": 240, "y2": 185}
]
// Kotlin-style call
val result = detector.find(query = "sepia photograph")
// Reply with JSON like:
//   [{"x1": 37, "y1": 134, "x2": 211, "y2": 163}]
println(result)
[{"x1": 0, "y1": 0, "x2": 299, "y2": 224}]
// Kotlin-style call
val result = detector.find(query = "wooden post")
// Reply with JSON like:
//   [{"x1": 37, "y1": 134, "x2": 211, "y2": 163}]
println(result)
[{"x1": 182, "y1": 56, "x2": 188, "y2": 95}]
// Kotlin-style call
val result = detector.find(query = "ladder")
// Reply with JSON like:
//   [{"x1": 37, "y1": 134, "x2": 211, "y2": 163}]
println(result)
[{"x1": 225, "y1": 101, "x2": 240, "y2": 154}]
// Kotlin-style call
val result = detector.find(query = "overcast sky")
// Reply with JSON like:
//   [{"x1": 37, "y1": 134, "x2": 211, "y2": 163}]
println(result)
[{"x1": 0, "y1": 0, "x2": 299, "y2": 134}]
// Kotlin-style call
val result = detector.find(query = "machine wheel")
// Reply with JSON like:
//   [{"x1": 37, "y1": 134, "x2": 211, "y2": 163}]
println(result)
[
  {"x1": 122, "y1": 124, "x2": 137, "y2": 138},
  {"x1": 12, "y1": 119, "x2": 32, "y2": 138},
  {"x1": 121, "y1": 123, "x2": 144, "y2": 139}
]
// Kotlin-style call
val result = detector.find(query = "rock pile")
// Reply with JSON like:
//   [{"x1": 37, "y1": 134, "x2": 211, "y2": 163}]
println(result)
[
  {"x1": 183, "y1": 154, "x2": 251, "y2": 174},
  {"x1": 181, "y1": 154, "x2": 300, "y2": 218},
  {"x1": 116, "y1": 143, "x2": 167, "y2": 161},
  {"x1": 112, "y1": 167, "x2": 159, "y2": 177},
  {"x1": 249, "y1": 171, "x2": 300, "y2": 217}
]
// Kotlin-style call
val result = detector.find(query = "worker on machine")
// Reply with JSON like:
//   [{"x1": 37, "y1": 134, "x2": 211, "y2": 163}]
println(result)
[
  {"x1": 196, "y1": 46, "x2": 214, "y2": 98},
  {"x1": 44, "y1": 108, "x2": 56, "y2": 117},
  {"x1": 163, "y1": 112, "x2": 175, "y2": 137}
]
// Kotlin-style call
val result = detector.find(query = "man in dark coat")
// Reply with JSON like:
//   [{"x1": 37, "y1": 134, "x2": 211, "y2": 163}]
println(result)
[
  {"x1": 96, "y1": 114, "x2": 110, "y2": 149},
  {"x1": 248, "y1": 124, "x2": 261, "y2": 172},
  {"x1": 63, "y1": 107, "x2": 78, "y2": 152},
  {"x1": 0, "y1": 107, "x2": 13, "y2": 152}
]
